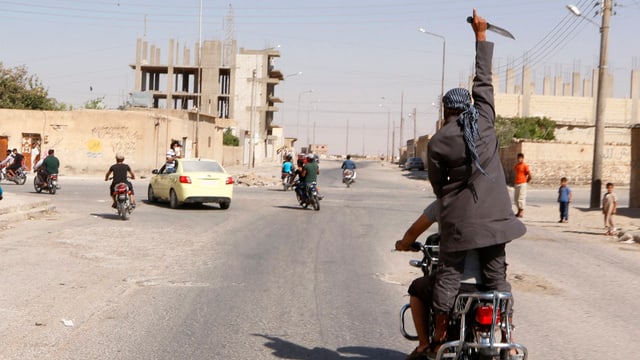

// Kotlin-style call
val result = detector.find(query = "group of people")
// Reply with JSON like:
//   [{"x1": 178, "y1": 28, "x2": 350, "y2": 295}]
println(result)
[
  {"x1": 281, "y1": 153, "x2": 322, "y2": 204},
  {"x1": 0, "y1": 148, "x2": 25, "y2": 179},
  {"x1": 0, "y1": 147, "x2": 59, "y2": 185},
  {"x1": 514, "y1": 153, "x2": 618, "y2": 235}
]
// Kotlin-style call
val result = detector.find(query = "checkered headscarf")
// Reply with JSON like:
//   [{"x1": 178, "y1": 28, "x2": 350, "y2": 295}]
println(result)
[{"x1": 442, "y1": 88, "x2": 487, "y2": 176}]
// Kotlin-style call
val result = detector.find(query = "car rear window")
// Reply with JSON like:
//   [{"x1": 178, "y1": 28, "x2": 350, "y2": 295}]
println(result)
[{"x1": 182, "y1": 161, "x2": 224, "y2": 173}]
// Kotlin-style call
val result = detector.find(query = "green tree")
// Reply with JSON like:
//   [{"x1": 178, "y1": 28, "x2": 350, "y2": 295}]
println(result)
[
  {"x1": 223, "y1": 128, "x2": 239, "y2": 146},
  {"x1": 84, "y1": 96, "x2": 106, "y2": 109},
  {"x1": 0, "y1": 63, "x2": 62, "y2": 110},
  {"x1": 495, "y1": 116, "x2": 556, "y2": 147}
]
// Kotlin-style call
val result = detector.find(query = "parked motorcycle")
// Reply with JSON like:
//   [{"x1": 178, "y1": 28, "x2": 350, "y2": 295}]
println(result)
[
  {"x1": 294, "y1": 181, "x2": 320, "y2": 211},
  {"x1": 399, "y1": 234, "x2": 528, "y2": 360},
  {"x1": 0, "y1": 166, "x2": 27, "y2": 185},
  {"x1": 342, "y1": 169, "x2": 356, "y2": 188},
  {"x1": 282, "y1": 172, "x2": 294, "y2": 191},
  {"x1": 34, "y1": 173, "x2": 59, "y2": 194},
  {"x1": 113, "y1": 182, "x2": 134, "y2": 220}
]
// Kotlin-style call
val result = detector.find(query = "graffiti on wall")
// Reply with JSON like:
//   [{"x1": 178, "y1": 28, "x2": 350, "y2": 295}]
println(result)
[{"x1": 88, "y1": 126, "x2": 139, "y2": 158}]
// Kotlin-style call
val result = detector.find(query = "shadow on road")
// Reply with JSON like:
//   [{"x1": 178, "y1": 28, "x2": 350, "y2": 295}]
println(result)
[
  {"x1": 273, "y1": 205, "x2": 312, "y2": 211},
  {"x1": 401, "y1": 170, "x2": 428, "y2": 181},
  {"x1": 90, "y1": 212, "x2": 126, "y2": 220},
  {"x1": 253, "y1": 334, "x2": 406, "y2": 360}
]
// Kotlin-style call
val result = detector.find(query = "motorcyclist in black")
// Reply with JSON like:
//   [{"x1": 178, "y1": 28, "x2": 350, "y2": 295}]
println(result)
[{"x1": 6, "y1": 148, "x2": 24, "y2": 178}]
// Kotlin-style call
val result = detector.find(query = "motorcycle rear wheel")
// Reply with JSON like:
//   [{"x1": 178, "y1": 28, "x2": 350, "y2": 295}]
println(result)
[
  {"x1": 49, "y1": 185, "x2": 56, "y2": 195},
  {"x1": 117, "y1": 202, "x2": 129, "y2": 220},
  {"x1": 34, "y1": 178, "x2": 43, "y2": 193},
  {"x1": 16, "y1": 174, "x2": 27, "y2": 185}
]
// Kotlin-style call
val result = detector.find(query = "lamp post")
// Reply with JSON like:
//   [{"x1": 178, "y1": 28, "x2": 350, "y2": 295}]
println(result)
[
  {"x1": 379, "y1": 97, "x2": 391, "y2": 162},
  {"x1": 568, "y1": 1, "x2": 612, "y2": 208},
  {"x1": 418, "y1": 28, "x2": 446, "y2": 130},
  {"x1": 297, "y1": 89, "x2": 313, "y2": 151}
]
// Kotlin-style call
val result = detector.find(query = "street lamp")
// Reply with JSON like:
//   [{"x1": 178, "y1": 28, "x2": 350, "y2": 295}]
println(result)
[
  {"x1": 418, "y1": 28, "x2": 446, "y2": 130},
  {"x1": 297, "y1": 89, "x2": 313, "y2": 150},
  {"x1": 379, "y1": 97, "x2": 391, "y2": 162},
  {"x1": 568, "y1": 1, "x2": 612, "y2": 208}
]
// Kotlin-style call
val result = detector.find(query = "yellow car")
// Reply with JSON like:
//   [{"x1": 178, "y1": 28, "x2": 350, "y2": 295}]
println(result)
[{"x1": 147, "y1": 159, "x2": 233, "y2": 209}]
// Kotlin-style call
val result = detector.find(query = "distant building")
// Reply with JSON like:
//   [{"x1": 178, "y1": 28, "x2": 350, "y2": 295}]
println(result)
[{"x1": 129, "y1": 36, "x2": 285, "y2": 165}]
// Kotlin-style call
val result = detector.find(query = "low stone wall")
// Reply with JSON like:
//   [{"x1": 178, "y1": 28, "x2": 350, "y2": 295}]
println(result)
[{"x1": 500, "y1": 140, "x2": 630, "y2": 186}]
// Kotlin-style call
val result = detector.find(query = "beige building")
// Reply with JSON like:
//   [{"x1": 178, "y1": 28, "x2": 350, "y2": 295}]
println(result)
[{"x1": 0, "y1": 108, "x2": 232, "y2": 175}]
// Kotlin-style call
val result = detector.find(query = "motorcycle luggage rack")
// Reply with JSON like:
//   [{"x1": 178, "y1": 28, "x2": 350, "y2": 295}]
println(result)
[{"x1": 434, "y1": 291, "x2": 528, "y2": 360}]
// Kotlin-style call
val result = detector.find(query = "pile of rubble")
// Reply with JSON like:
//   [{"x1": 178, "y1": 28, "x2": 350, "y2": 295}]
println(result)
[{"x1": 234, "y1": 172, "x2": 279, "y2": 187}]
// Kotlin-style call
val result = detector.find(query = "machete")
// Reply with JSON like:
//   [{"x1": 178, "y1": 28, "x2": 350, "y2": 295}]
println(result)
[{"x1": 466, "y1": 16, "x2": 515, "y2": 40}]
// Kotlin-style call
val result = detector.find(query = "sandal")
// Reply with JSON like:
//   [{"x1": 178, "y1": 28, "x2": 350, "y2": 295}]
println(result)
[
  {"x1": 425, "y1": 341, "x2": 445, "y2": 360},
  {"x1": 406, "y1": 346, "x2": 430, "y2": 360}
]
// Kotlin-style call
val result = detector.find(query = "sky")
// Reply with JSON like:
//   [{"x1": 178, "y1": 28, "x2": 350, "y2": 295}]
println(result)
[{"x1": 1, "y1": 0, "x2": 639, "y2": 156}]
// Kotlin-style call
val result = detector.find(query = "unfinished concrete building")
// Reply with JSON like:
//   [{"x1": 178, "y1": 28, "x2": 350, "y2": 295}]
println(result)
[{"x1": 129, "y1": 37, "x2": 284, "y2": 165}]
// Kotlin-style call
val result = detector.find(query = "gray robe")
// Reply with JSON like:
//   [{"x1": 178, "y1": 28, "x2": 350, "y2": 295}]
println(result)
[{"x1": 427, "y1": 41, "x2": 525, "y2": 253}]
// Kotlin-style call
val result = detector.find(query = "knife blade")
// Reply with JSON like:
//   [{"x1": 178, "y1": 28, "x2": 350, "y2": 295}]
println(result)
[{"x1": 466, "y1": 16, "x2": 515, "y2": 40}]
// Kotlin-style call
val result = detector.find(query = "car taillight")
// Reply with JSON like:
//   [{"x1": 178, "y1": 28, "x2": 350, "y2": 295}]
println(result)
[
  {"x1": 475, "y1": 305, "x2": 499, "y2": 326},
  {"x1": 226, "y1": 176, "x2": 234, "y2": 185},
  {"x1": 179, "y1": 176, "x2": 191, "y2": 184}
]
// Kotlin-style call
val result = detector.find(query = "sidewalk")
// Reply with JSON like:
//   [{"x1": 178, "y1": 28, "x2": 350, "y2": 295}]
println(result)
[{"x1": 0, "y1": 187, "x2": 55, "y2": 223}]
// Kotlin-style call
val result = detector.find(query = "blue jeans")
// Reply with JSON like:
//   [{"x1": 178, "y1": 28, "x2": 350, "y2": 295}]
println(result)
[{"x1": 559, "y1": 201, "x2": 569, "y2": 221}]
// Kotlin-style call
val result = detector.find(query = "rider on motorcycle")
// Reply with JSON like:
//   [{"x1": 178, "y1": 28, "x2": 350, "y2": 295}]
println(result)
[
  {"x1": 302, "y1": 154, "x2": 322, "y2": 200},
  {"x1": 35, "y1": 149, "x2": 60, "y2": 186},
  {"x1": 396, "y1": 201, "x2": 489, "y2": 360},
  {"x1": 341, "y1": 155, "x2": 356, "y2": 171},
  {"x1": 0, "y1": 150, "x2": 14, "y2": 172},
  {"x1": 6, "y1": 148, "x2": 24, "y2": 178},
  {"x1": 281, "y1": 155, "x2": 294, "y2": 183},
  {"x1": 104, "y1": 153, "x2": 136, "y2": 209}
]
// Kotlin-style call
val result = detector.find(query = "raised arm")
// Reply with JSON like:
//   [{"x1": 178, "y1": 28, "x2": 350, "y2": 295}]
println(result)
[{"x1": 470, "y1": 9, "x2": 496, "y2": 127}]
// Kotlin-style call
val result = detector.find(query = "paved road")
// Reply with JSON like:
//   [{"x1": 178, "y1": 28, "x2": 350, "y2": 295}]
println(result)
[{"x1": 0, "y1": 160, "x2": 638, "y2": 359}]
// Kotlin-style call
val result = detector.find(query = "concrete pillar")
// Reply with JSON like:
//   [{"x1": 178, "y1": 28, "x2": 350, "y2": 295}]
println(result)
[
  {"x1": 563, "y1": 83, "x2": 571, "y2": 96},
  {"x1": 572, "y1": 72, "x2": 581, "y2": 96},
  {"x1": 150, "y1": 45, "x2": 156, "y2": 65},
  {"x1": 167, "y1": 39, "x2": 175, "y2": 110},
  {"x1": 521, "y1": 65, "x2": 532, "y2": 117},
  {"x1": 493, "y1": 69, "x2": 501, "y2": 94},
  {"x1": 631, "y1": 70, "x2": 640, "y2": 122},
  {"x1": 555, "y1": 76, "x2": 563, "y2": 96},
  {"x1": 630, "y1": 125, "x2": 640, "y2": 207},
  {"x1": 135, "y1": 38, "x2": 143, "y2": 91},
  {"x1": 506, "y1": 67, "x2": 515, "y2": 94},
  {"x1": 543, "y1": 76, "x2": 552, "y2": 95},
  {"x1": 583, "y1": 78, "x2": 592, "y2": 97}
]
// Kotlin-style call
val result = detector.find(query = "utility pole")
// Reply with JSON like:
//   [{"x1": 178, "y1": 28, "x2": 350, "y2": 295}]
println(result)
[
  {"x1": 391, "y1": 120, "x2": 396, "y2": 163},
  {"x1": 248, "y1": 69, "x2": 257, "y2": 168},
  {"x1": 399, "y1": 91, "x2": 404, "y2": 161},
  {"x1": 346, "y1": 119, "x2": 349, "y2": 155},
  {"x1": 412, "y1": 108, "x2": 417, "y2": 157},
  {"x1": 590, "y1": 0, "x2": 612, "y2": 208}
]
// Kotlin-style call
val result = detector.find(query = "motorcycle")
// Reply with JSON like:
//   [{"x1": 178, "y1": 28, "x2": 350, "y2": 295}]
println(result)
[
  {"x1": 399, "y1": 234, "x2": 528, "y2": 360},
  {"x1": 294, "y1": 181, "x2": 320, "y2": 211},
  {"x1": 34, "y1": 173, "x2": 59, "y2": 194},
  {"x1": 342, "y1": 169, "x2": 356, "y2": 188},
  {"x1": 0, "y1": 166, "x2": 28, "y2": 185},
  {"x1": 113, "y1": 182, "x2": 134, "y2": 220},
  {"x1": 282, "y1": 172, "x2": 295, "y2": 191}
]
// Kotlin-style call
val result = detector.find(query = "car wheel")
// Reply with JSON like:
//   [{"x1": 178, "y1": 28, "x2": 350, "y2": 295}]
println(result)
[
  {"x1": 219, "y1": 201, "x2": 230, "y2": 210},
  {"x1": 169, "y1": 189, "x2": 180, "y2": 209},
  {"x1": 147, "y1": 185, "x2": 157, "y2": 203}
]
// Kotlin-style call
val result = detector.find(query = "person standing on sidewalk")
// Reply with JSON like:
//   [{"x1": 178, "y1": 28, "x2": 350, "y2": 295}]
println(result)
[
  {"x1": 557, "y1": 177, "x2": 572, "y2": 223},
  {"x1": 513, "y1": 153, "x2": 531, "y2": 218},
  {"x1": 603, "y1": 182, "x2": 618, "y2": 235}
]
